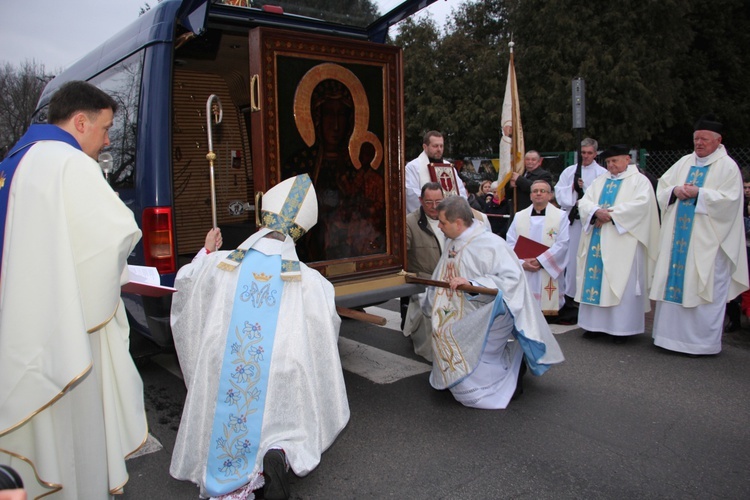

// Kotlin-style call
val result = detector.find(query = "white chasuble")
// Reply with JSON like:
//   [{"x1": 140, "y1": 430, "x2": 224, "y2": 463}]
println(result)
[
  {"x1": 425, "y1": 222, "x2": 564, "y2": 399},
  {"x1": 0, "y1": 138, "x2": 146, "y2": 499}
]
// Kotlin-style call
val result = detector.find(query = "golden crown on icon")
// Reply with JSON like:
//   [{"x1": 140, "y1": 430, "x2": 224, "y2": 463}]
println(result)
[{"x1": 253, "y1": 272, "x2": 272, "y2": 282}]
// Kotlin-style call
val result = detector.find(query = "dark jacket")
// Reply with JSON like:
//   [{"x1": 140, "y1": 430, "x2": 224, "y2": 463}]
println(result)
[{"x1": 513, "y1": 168, "x2": 553, "y2": 212}]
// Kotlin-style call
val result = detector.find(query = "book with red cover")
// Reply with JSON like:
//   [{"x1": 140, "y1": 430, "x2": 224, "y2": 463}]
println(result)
[
  {"x1": 121, "y1": 265, "x2": 177, "y2": 297},
  {"x1": 121, "y1": 281, "x2": 177, "y2": 297},
  {"x1": 513, "y1": 235, "x2": 549, "y2": 260},
  {"x1": 427, "y1": 163, "x2": 460, "y2": 196}
]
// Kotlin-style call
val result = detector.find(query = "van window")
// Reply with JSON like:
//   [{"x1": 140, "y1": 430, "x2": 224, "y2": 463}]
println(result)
[{"x1": 89, "y1": 51, "x2": 145, "y2": 189}]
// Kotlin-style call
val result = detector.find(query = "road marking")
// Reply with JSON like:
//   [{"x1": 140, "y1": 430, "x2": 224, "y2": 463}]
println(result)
[
  {"x1": 364, "y1": 305, "x2": 403, "y2": 331},
  {"x1": 549, "y1": 323, "x2": 581, "y2": 335},
  {"x1": 338, "y1": 337, "x2": 431, "y2": 384},
  {"x1": 128, "y1": 433, "x2": 163, "y2": 460}
]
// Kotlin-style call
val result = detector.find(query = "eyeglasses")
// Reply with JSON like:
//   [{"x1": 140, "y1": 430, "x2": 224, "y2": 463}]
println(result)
[
  {"x1": 531, "y1": 189, "x2": 549, "y2": 194},
  {"x1": 423, "y1": 200, "x2": 444, "y2": 207}
]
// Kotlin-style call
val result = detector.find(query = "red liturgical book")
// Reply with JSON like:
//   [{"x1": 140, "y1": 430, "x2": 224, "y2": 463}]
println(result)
[
  {"x1": 513, "y1": 235, "x2": 549, "y2": 260},
  {"x1": 428, "y1": 163, "x2": 460, "y2": 196},
  {"x1": 121, "y1": 265, "x2": 177, "y2": 297}
]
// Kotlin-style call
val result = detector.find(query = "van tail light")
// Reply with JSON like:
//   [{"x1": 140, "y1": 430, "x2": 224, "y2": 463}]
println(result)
[{"x1": 142, "y1": 207, "x2": 176, "y2": 275}]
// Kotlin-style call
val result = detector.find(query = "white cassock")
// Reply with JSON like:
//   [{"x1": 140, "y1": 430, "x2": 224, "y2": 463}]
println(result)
[
  {"x1": 423, "y1": 222, "x2": 564, "y2": 409},
  {"x1": 405, "y1": 151, "x2": 467, "y2": 213},
  {"x1": 575, "y1": 165, "x2": 660, "y2": 336},
  {"x1": 506, "y1": 204, "x2": 569, "y2": 313},
  {"x1": 555, "y1": 161, "x2": 608, "y2": 298},
  {"x1": 651, "y1": 145, "x2": 749, "y2": 354},
  {"x1": 0, "y1": 138, "x2": 147, "y2": 499},
  {"x1": 170, "y1": 237, "x2": 349, "y2": 497}
]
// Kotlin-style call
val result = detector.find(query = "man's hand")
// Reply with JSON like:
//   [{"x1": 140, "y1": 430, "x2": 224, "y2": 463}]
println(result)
[
  {"x1": 522, "y1": 258, "x2": 542, "y2": 272},
  {"x1": 577, "y1": 177, "x2": 585, "y2": 189},
  {"x1": 449, "y1": 276, "x2": 470, "y2": 290},
  {"x1": 674, "y1": 183, "x2": 699, "y2": 200},
  {"x1": 593, "y1": 208, "x2": 613, "y2": 227}
]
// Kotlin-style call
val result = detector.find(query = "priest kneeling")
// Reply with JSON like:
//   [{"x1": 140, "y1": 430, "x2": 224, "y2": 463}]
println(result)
[
  {"x1": 424, "y1": 196, "x2": 565, "y2": 409},
  {"x1": 169, "y1": 174, "x2": 349, "y2": 500}
]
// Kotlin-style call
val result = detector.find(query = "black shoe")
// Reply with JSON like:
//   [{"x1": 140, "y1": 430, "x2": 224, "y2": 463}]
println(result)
[
  {"x1": 263, "y1": 449, "x2": 290, "y2": 500},
  {"x1": 724, "y1": 321, "x2": 740, "y2": 333},
  {"x1": 511, "y1": 361, "x2": 527, "y2": 401},
  {"x1": 582, "y1": 330, "x2": 601, "y2": 339}
]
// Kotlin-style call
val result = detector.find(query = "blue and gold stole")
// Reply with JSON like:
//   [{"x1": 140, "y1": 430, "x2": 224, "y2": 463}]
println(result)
[
  {"x1": 0, "y1": 125, "x2": 80, "y2": 274},
  {"x1": 205, "y1": 249, "x2": 283, "y2": 497},
  {"x1": 581, "y1": 178, "x2": 623, "y2": 305},
  {"x1": 663, "y1": 166, "x2": 708, "y2": 303}
]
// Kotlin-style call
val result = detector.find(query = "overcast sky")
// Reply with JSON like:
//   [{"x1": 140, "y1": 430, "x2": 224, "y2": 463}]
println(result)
[{"x1": 0, "y1": 0, "x2": 459, "y2": 73}]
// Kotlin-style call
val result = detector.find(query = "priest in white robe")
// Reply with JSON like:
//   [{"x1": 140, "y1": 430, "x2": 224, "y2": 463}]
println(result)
[
  {"x1": 651, "y1": 116, "x2": 749, "y2": 355},
  {"x1": 170, "y1": 174, "x2": 349, "y2": 500},
  {"x1": 423, "y1": 196, "x2": 564, "y2": 410},
  {"x1": 555, "y1": 137, "x2": 607, "y2": 300},
  {"x1": 506, "y1": 179, "x2": 569, "y2": 314},
  {"x1": 576, "y1": 145, "x2": 660, "y2": 341},
  {"x1": 0, "y1": 81, "x2": 147, "y2": 499},
  {"x1": 405, "y1": 130, "x2": 467, "y2": 213}
]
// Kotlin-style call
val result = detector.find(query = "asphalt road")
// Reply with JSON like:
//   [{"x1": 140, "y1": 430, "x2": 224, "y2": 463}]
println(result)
[{"x1": 122, "y1": 300, "x2": 750, "y2": 499}]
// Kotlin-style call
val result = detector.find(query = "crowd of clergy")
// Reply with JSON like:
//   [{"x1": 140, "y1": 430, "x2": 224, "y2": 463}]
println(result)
[{"x1": 2, "y1": 80, "x2": 746, "y2": 500}]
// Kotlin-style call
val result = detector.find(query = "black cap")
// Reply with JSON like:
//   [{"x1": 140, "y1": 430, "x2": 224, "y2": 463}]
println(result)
[
  {"x1": 600, "y1": 144, "x2": 630, "y2": 160},
  {"x1": 0, "y1": 465, "x2": 24, "y2": 489},
  {"x1": 693, "y1": 114, "x2": 723, "y2": 134}
]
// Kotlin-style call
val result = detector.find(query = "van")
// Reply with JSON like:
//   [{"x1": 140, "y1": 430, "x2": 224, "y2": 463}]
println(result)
[{"x1": 33, "y1": 0, "x2": 428, "y2": 348}]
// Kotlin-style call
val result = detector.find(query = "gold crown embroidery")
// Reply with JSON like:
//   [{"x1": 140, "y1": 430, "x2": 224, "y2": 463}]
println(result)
[{"x1": 253, "y1": 272, "x2": 272, "y2": 282}]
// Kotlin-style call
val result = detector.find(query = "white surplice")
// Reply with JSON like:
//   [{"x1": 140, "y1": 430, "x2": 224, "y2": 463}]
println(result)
[
  {"x1": 575, "y1": 165, "x2": 660, "y2": 336},
  {"x1": 170, "y1": 237, "x2": 349, "y2": 497},
  {"x1": 555, "y1": 161, "x2": 608, "y2": 297},
  {"x1": 405, "y1": 151, "x2": 467, "y2": 213},
  {"x1": 651, "y1": 145, "x2": 749, "y2": 354},
  {"x1": 0, "y1": 140, "x2": 147, "y2": 499},
  {"x1": 506, "y1": 204, "x2": 569, "y2": 312}
]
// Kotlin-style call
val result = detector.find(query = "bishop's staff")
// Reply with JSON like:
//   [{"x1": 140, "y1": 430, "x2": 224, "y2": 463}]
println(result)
[{"x1": 206, "y1": 94, "x2": 223, "y2": 229}]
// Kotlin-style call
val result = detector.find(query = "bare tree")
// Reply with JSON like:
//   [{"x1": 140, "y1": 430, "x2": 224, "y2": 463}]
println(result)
[{"x1": 0, "y1": 60, "x2": 52, "y2": 158}]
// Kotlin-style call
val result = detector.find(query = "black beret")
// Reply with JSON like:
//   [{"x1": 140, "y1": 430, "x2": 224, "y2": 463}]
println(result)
[
  {"x1": 693, "y1": 114, "x2": 723, "y2": 134},
  {"x1": 600, "y1": 144, "x2": 630, "y2": 160}
]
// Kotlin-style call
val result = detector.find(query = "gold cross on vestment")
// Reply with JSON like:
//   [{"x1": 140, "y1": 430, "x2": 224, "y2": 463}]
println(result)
[{"x1": 544, "y1": 277, "x2": 557, "y2": 300}]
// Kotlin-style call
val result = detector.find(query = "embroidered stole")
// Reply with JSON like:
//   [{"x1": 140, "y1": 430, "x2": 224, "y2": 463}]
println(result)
[
  {"x1": 581, "y1": 178, "x2": 623, "y2": 305},
  {"x1": 205, "y1": 249, "x2": 282, "y2": 496},
  {"x1": 663, "y1": 166, "x2": 709, "y2": 303},
  {"x1": 431, "y1": 230, "x2": 491, "y2": 385},
  {"x1": 515, "y1": 209, "x2": 563, "y2": 314}
]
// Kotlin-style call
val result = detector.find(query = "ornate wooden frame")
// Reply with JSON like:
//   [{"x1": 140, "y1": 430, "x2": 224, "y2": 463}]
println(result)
[{"x1": 249, "y1": 27, "x2": 405, "y2": 281}]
